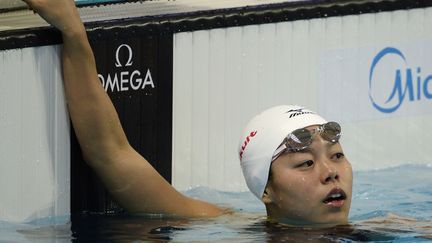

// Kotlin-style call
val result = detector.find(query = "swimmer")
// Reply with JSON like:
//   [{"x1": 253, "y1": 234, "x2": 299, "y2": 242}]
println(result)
[
  {"x1": 240, "y1": 106, "x2": 352, "y2": 226},
  {"x1": 21, "y1": 0, "x2": 352, "y2": 227}
]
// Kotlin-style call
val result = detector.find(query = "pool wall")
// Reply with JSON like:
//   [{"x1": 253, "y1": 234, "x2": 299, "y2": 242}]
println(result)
[
  {"x1": 172, "y1": 7, "x2": 432, "y2": 191},
  {"x1": 0, "y1": 45, "x2": 70, "y2": 222},
  {"x1": 1, "y1": 0, "x2": 431, "y2": 223}
]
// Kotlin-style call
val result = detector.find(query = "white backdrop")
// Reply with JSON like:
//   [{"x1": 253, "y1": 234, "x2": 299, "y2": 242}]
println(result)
[
  {"x1": 172, "y1": 8, "x2": 432, "y2": 191},
  {"x1": 0, "y1": 46, "x2": 70, "y2": 222}
]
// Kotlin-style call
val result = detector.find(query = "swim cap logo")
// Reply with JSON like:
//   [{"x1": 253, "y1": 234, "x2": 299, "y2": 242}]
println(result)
[
  {"x1": 98, "y1": 43, "x2": 155, "y2": 93},
  {"x1": 239, "y1": 131, "x2": 257, "y2": 160},
  {"x1": 369, "y1": 47, "x2": 432, "y2": 113},
  {"x1": 285, "y1": 108, "x2": 314, "y2": 118}
]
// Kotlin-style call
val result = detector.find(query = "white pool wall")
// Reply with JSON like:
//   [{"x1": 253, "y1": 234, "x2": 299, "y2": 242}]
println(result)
[
  {"x1": 172, "y1": 7, "x2": 432, "y2": 191},
  {"x1": 0, "y1": 46, "x2": 70, "y2": 222}
]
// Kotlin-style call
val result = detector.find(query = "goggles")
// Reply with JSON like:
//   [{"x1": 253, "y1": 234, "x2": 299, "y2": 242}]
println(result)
[{"x1": 271, "y1": 122, "x2": 341, "y2": 161}]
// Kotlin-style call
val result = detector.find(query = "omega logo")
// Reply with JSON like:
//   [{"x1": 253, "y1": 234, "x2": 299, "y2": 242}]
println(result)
[
  {"x1": 98, "y1": 43, "x2": 155, "y2": 92},
  {"x1": 115, "y1": 44, "x2": 133, "y2": 67}
]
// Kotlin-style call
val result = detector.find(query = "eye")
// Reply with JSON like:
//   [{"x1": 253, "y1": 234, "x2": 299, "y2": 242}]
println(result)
[
  {"x1": 332, "y1": 152, "x2": 345, "y2": 160},
  {"x1": 296, "y1": 160, "x2": 314, "y2": 168}
]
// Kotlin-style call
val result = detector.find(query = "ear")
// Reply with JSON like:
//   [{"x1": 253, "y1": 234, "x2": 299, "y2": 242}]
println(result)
[{"x1": 262, "y1": 186, "x2": 273, "y2": 204}]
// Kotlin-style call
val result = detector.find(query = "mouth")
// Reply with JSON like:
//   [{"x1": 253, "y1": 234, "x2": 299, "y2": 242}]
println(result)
[{"x1": 322, "y1": 188, "x2": 347, "y2": 207}]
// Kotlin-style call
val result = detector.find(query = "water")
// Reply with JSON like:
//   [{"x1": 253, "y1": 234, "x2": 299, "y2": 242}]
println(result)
[
  {"x1": 1, "y1": 164, "x2": 431, "y2": 242},
  {"x1": 74, "y1": 0, "x2": 121, "y2": 5}
]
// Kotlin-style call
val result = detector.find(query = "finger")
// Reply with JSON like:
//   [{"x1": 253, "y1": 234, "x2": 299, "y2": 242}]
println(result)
[
  {"x1": 20, "y1": 0, "x2": 32, "y2": 9},
  {"x1": 20, "y1": 0, "x2": 36, "y2": 13},
  {"x1": 26, "y1": 5, "x2": 34, "y2": 12}
]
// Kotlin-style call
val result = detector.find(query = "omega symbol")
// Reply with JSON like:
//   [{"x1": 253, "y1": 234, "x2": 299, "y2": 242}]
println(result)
[{"x1": 115, "y1": 44, "x2": 133, "y2": 67}]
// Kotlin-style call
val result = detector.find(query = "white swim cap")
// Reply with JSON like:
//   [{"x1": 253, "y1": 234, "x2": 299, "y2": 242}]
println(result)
[{"x1": 238, "y1": 105, "x2": 327, "y2": 200}]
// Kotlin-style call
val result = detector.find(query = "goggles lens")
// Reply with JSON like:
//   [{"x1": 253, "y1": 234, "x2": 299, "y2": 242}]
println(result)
[
  {"x1": 272, "y1": 122, "x2": 341, "y2": 161},
  {"x1": 320, "y1": 121, "x2": 341, "y2": 143}
]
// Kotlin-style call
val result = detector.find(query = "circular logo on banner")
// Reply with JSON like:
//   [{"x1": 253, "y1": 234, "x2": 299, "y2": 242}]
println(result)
[
  {"x1": 369, "y1": 47, "x2": 432, "y2": 113},
  {"x1": 369, "y1": 47, "x2": 409, "y2": 113}
]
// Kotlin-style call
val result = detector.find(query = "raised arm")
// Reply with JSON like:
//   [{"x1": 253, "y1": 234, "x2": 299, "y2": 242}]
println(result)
[{"x1": 22, "y1": 0, "x2": 223, "y2": 217}]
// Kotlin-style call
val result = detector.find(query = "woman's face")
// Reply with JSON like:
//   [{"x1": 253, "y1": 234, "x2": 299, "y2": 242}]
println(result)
[{"x1": 263, "y1": 126, "x2": 353, "y2": 226}]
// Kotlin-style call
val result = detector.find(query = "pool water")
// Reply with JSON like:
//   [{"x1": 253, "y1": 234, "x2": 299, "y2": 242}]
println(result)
[
  {"x1": 1, "y1": 164, "x2": 431, "y2": 242},
  {"x1": 74, "y1": 0, "x2": 120, "y2": 5}
]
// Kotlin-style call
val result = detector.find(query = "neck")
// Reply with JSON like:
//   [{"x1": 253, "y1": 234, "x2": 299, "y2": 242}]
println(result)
[{"x1": 265, "y1": 205, "x2": 348, "y2": 228}]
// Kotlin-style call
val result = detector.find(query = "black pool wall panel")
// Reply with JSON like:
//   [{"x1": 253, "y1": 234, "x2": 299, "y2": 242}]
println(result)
[{"x1": 71, "y1": 33, "x2": 173, "y2": 214}]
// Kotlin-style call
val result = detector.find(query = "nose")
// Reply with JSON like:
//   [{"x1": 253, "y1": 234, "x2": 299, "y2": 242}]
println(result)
[{"x1": 320, "y1": 159, "x2": 339, "y2": 184}]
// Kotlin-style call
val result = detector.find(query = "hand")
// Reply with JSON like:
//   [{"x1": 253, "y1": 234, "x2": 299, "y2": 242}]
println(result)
[{"x1": 21, "y1": 0, "x2": 84, "y2": 36}]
